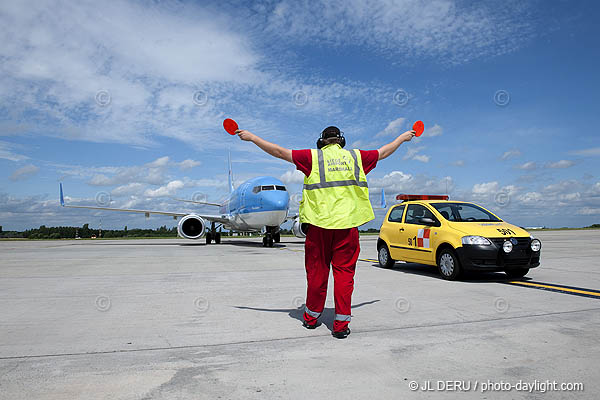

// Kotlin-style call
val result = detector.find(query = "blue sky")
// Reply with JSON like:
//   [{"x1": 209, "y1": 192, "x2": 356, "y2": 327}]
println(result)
[{"x1": 1, "y1": 0, "x2": 599, "y2": 231}]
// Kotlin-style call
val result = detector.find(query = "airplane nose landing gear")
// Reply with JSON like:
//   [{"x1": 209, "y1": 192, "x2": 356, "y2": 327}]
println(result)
[{"x1": 263, "y1": 226, "x2": 279, "y2": 247}]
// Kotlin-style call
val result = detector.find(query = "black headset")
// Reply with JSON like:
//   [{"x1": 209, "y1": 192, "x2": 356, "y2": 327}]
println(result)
[{"x1": 317, "y1": 126, "x2": 346, "y2": 149}]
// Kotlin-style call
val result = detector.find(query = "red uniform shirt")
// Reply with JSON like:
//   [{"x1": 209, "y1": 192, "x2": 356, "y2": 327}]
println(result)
[{"x1": 292, "y1": 149, "x2": 379, "y2": 177}]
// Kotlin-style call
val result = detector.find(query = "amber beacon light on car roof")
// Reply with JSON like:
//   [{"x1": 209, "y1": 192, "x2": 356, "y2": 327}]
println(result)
[{"x1": 396, "y1": 194, "x2": 450, "y2": 201}]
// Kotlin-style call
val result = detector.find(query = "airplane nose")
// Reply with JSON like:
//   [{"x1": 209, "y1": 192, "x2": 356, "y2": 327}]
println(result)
[{"x1": 263, "y1": 193, "x2": 288, "y2": 210}]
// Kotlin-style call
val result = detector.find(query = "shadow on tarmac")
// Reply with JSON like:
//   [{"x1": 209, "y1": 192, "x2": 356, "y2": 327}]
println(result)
[
  {"x1": 234, "y1": 300, "x2": 380, "y2": 332},
  {"x1": 369, "y1": 262, "x2": 533, "y2": 283}
]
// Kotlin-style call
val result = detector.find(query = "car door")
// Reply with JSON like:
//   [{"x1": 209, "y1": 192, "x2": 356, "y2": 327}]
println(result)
[
  {"x1": 402, "y1": 203, "x2": 438, "y2": 263},
  {"x1": 383, "y1": 204, "x2": 410, "y2": 261}
]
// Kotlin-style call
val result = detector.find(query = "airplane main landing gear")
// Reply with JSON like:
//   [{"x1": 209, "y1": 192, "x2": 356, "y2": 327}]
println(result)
[{"x1": 206, "y1": 222, "x2": 221, "y2": 244}]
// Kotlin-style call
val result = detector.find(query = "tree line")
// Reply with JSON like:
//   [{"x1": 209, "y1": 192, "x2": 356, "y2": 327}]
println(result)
[
  {"x1": 0, "y1": 225, "x2": 382, "y2": 239},
  {"x1": 0, "y1": 224, "x2": 178, "y2": 239}
]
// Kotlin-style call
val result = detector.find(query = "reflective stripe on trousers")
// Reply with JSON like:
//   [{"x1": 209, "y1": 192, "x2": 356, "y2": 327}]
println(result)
[
  {"x1": 335, "y1": 314, "x2": 351, "y2": 322},
  {"x1": 305, "y1": 306, "x2": 321, "y2": 318}
]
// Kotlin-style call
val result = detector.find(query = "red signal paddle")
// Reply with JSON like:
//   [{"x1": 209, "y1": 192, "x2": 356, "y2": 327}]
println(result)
[
  {"x1": 412, "y1": 120, "x2": 424, "y2": 137},
  {"x1": 223, "y1": 118, "x2": 239, "y2": 135}
]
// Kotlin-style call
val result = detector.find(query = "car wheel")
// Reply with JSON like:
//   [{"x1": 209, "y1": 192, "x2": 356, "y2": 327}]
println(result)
[
  {"x1": 377, "y1": 243, "x2": 395, "y2": 269},
  {"x1": 505, "y1": 268, "x2": 529, "y2": 279},
  {"x1": 437, "y1": 248, "x2": 461, "y2": 280}
]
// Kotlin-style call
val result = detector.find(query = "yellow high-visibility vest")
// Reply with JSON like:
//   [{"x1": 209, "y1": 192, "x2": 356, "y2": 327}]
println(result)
[{"x1": 299, "y1": 144, "x2": 374, "y2": 229}]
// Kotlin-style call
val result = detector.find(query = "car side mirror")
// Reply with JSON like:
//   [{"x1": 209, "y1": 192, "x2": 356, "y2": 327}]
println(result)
[{"x1": 420, "y1": 217, "x2": 440, "y2": 227}]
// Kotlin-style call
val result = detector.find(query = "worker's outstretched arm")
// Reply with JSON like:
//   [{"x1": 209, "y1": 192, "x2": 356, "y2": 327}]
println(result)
[
  {"x1": 236, "y1": 130, "x2": 293, "y2": 163},
  {"x1": 377, "y1": 130, "x2": 416, "y2": 161}
]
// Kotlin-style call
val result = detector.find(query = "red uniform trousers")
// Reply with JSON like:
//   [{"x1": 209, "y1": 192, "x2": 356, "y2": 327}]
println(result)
[{"x1": 302, "y1": 225, "x2": 360, "y2": 332}]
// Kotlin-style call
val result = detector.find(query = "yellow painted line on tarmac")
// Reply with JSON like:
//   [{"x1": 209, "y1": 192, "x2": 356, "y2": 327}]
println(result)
[
  {"x1": 359, "y1": 258, "x2": 379, "y2": 263},
  {"x1": 507, "y1": 281, "x2": 600, "y2": 298}
]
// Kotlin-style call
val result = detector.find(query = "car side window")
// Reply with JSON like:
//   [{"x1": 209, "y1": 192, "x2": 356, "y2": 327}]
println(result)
[
  {"x1": 405, "y1": 204, "x2": 436, "y2": 225},
  {"x1": 387, "y1": 205, "x2": 405, "y2": 223},
  {"x1": 434, "y1": 204, "x2": 456, "y2": 221}
]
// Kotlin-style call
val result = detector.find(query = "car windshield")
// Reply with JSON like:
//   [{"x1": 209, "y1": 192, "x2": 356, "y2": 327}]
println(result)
[{"x1": 431, "y1": 202, "x2": 502, "y2": 222}]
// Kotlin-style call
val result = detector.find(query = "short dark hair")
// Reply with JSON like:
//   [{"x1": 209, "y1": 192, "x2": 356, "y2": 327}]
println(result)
[{"x1": 323, "y1": 137, "x2": 342, "y2": 146}]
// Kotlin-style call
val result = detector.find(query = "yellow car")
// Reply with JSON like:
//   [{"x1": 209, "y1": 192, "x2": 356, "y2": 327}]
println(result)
[{"x1": 377, "y1": 194, "x2": 542, "y2": 280}]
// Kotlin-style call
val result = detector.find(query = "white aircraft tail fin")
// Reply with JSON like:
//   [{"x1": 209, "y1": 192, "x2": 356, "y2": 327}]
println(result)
[{"x1": 228, "y1": 150, "x2": 234, "y2": 194}]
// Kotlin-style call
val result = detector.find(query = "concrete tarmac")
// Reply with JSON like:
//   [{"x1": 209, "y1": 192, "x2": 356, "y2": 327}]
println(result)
[{"x1": 1, "y1": 230, "x2": 599, "y2": 399}]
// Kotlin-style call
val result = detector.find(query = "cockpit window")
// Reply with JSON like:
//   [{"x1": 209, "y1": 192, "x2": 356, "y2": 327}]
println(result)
[{"x1": 253, "y1": 185, "x2": 287, "y2": 193}]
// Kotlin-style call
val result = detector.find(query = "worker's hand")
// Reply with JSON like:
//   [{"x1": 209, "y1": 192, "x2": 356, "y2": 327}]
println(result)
[
  {"x1": 236, "y1": 129, "x2": 255, "y2": 142},
  {"x1": 400, "y1": 130, "x2": 416, "y2": 142}
]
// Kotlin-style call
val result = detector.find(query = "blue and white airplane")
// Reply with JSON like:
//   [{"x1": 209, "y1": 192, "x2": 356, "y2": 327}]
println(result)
[
  {"x1": 59, "y1": 157, "x2": 301, "y2": 247},
  {"x1": 59, "y1": 157, "x2": 387, "y2": 246}
]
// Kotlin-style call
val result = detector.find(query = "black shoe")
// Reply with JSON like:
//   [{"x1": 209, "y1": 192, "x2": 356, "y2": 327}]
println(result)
[
  {"x1": 303, "y1": 320, "x2": 319, "y2": 329},
  {"x1": 332, "y1": 328, "x2": 351, "y2": 339}
]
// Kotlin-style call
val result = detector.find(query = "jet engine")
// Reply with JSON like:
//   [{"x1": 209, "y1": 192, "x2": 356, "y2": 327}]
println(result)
[
  {"x1": 292, "y1": 218, "x2": 308, "y2": 238},
  {"x1": 177, "y1": 214, "x2": 206, "y2": 239}
]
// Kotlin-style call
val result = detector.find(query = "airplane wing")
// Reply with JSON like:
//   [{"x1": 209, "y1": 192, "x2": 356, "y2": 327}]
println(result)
[
  {"x1": 59, "y1": 184, "x2": 230, "y2": 224},
  {"x1": 171, "y1": 198, "x2": 222, "y2": 207}
]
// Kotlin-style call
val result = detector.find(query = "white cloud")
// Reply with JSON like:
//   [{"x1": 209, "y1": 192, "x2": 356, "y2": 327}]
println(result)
[
  {"x1": 402, "y1": 146, "x2": 425, "y2": 160},
  {"x1": 0, "y1": 1, "x2": 262, "y2": 148},
  {"x1": 451, "y1": 160, "x2": 465, "y2": 166},
  {"x1": 88, "y1": 165, "x2": 167, "y2": 186},
  {"x1": 81, "y1": 157, "x2": 205, "y2": 187},
  {"x1": 423, "y1": 124, "x2": 443, "y2": 137},
  {"x1": 472, "y1": 181, "x2": 499, "y2": 195},
  {"x1": 370, "y1": 171, "x2": 454, "y2": 195},
  {"x1": 144, "y1": 180, "x2": 185, "y2": 198},
  {"x1": 545, "y1": 160, "x2": 575, "y2": 169},
  {"x1": 178, "y1": 159, "x2": 201, "y2": 170},
  {"x1": 413, "y1": 154, "x2": 430, "y2": 163},
  {"x1": 559, "y1": 192, "x2": 581, "y2": 202},
  {"x1": 280, "y1": 169, "x2": 305, "y2": 184},
  {"x1": 110, "y1": 183, "x2": 146, "y2": 197},
  {"x1": 375, "y1": 117, "x2": 405, "y2": 138},
  {"x1": 0, "y1": 0, "x2": 399, "y2": 152},
  {"x1": 147, "y1": 157, "x2": 170, "y2": 168},
  {"x1": 515, "y1": 161, "x2": 537, "y2": 170},
  {"x1": 577, "y1": 207, "x2": 600, "y2": 215},
  {"x1": 0, "y1": 141, "x2": 28, "y2": 162},
  {"x1": 183, "y1": 177, "x2": 228, "y2": 189},
  {"x1": 263, "y1": 0, "x2": 537, "y2": 64},
  {"x1": 569, "y1": 147, "x2": 600, "y2": 156},
  {"x1": 501, "y1": 149, "x2": 521, "y2": 160},
  {"x1": 9, "y1": 164, "x2": 39, "y2": 181},
  {"x1": 517, "y1": 191, "x2": 543, "y2": 205}
]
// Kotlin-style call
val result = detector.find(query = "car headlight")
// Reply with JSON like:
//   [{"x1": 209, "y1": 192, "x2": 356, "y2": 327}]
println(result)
[
  {"x1": 530, "y1": 238, "x2": 541, "y2": 252},
  {"x1": 502, "y1": 240, "x2": 513, "y2": 253},
  {"x1": 462, "y1": 236, "x2": 491, "y2": 245}
]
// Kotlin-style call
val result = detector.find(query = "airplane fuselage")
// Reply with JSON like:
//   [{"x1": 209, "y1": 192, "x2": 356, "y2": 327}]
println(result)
[{"x1": 219, "y1": 176, "x2": 289, "y2": 231}]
